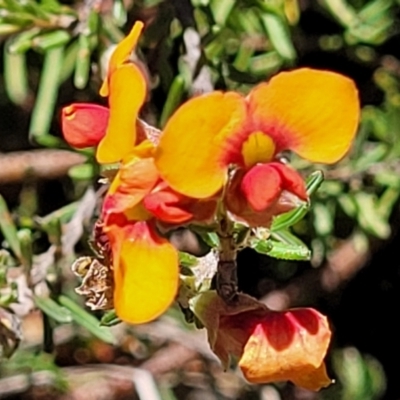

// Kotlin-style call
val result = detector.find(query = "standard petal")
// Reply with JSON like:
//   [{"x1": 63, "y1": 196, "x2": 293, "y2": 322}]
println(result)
[
  {"x1": 248, "y1": 68, "x2": 360, "y2": 163},
  {"x1": 109, "y1": 221, "x2": 179, "y2": 324},
  {"x1": 100, "y1": 21, "x2": 144, "y2": 97},
  {"x1": 155, "y1": 91, "x2": 247, "y2": 198},
  {"x1": 239, "y1": 308, "x2": 332, "y2": 391},
  {"x1": 62, "y1": 103, "x2": 109, "y2": 148},
  {"x1": 97, "y1": 64, "x2": 147, "y2": 163}
]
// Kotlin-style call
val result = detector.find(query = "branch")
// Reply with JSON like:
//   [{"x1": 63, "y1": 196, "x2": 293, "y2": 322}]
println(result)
[{"x1": 0, "y1": 150, "x2": 86, "y2": 184}]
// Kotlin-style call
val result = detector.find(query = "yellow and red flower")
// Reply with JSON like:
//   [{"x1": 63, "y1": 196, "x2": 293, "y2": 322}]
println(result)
[
  {"x1": 62, "y1": 21, "x2": 147, "y2": 163},
  {"x1": 100, "y1": 147, "x2": 216, "y2": 324},
  {"x1": 192, "y1": 291, "x2": 332, "y2": 391},
  {"x1": 155, "y1": 68, "x2": 360, "y2": 225},
  {"x1": 61, "y1": 21, "x2": 216, "y2": 324}
]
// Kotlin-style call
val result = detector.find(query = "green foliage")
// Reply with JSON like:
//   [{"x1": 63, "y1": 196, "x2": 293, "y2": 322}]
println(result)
[
  {"x1": 330, "y1": 347, "x2": 386, "y2": 400},
  {"x1": 1, "y1": 0, "x2": 400, "y2": 398}
]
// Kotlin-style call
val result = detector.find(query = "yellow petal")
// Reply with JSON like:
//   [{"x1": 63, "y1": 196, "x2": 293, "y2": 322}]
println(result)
[
  {"x1": 291, "y1": 363, "x2": 332, "y2": 391},
  {"x1": 97, "y1": 63, "x2": 147, "y2": 163},
  {"x1": 100, "y1": 21, "x2": 144, "y2": 97},
  {"x1": 110, "y1": 221, "x2": 179, "y2": 324},
  {"x1": 155, "y1": 91, "x2": 247, "y2": 198},
  {"x1": 101, "y1": 157, "x2": 159, "y2": 222},
  {"x1": 248, "y1": 68, "x2": 360, "y2": 163}
]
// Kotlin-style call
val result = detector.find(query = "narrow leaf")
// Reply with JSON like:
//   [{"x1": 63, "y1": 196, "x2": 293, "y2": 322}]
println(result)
[
  {"x1": 271, "y1": 171, "x2": 324, "y2": 232},
  {"x1": 58, "y1": 295, "x2": 116, "y2": 344},
  {"x1": 252, "y1": 239, "x2": 311, "y2": 260},
  {"x1": 34, "y1": 296, "x2": 72, "y2": 324},
  {"x1": 4, "y1": 41, "x2": 29, "y2": 105},
  {"x1": 160, "y1": 75, "x2": 185, "y2": 128},
  {"x1": 100, "y1": 310, "x2": 121, "y2": 327},
  {"x1": 30, "y1": 45, "x2": 65, "y2": 146},
  {"x1": 0, "y1": 195, "x2": 21, "y2": 258},
  {"x1": 260, "y1": 13, "x2": 296, "y2": 61}
]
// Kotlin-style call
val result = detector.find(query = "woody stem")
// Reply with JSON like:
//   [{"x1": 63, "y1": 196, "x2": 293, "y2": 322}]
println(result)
[{"x1": 216, "y1": 205, "x2": 238, "y2": 303}]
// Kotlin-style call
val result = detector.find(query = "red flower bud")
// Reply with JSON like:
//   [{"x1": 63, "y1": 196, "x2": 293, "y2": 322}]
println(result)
[{"x1": 62, "y1": 103, "x2": 109, "y2": 148}]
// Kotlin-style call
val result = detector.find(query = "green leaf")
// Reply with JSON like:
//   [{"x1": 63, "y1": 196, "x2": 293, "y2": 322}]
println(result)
[
  {"x1": 100, "y1": 310, "x2": 121, "y2": 327},
  {"x1": 305, "y1": 170, "x2": 325, "y2": 195},
  {"x1": 338, "y1": 193, "x2": 357, "y2": 218},
  {"x1": 252, "y1": 239, "x2": 310, "y2": 261},
  {"x1": 377, "y1": 187, "x2": 400, "y2": 220},
  {"x1": 313, "y1": 202, "x2": 334, "y2": 237},
  {"x1": 68, "y1": 164, "x2": 95, "y2": 181},
  {"x1": 322, "y1": 0, "x2": 358, "y2": 27},
  {"x1": 260, "y1": 13, "x2": 296, "y2": 61},
  {"x1": 271, "y1": 171, "x2": 324, "y2": 232},
  {"x1": 73, "y1": 34, "x2": 92, "y2": 89},
  {"x1": 39, "y1": 202, "x2": 79, "y2": 227},
  {"x1": 354, "y1": 192, "x2": 390, "y2": 238},
  {"x1": 195, "y1": 231, "x2": 220, "y2": 248},
  {"x1": 249, "y1": 238, "x2": 273, "y2": 254},
  {"x1": 34, "y1": 296, "x2": 72, "y2": 324},
  {"x1": 30, "y1": 45, "x2": 65, "y2": 146},
  {"x1": 270, "y1": 229, "x2": 307, "y2": 246},
  {"x1": 59, "y1": 40, "x2": 79, "y2": 84},
  {"x1": 179, "y1": 252, "x2": 198, "y2": 267},
  {"x1": 233, "y1": 42, "x2": 254, "y2": 71},
  {"x1": 0, "y1": 195, "x2": 21, "y2": 258},
  {"x1": 32, "y1": 30, "x2": 70, "y2": 51},
  {"x1": 160, "y1": 75, "x2": 186, "y2": 128},
  {"x1": 354, "y1": 143, "x2": 391, "y2": 173},
  {"x1": 17, "y1": 229, "x2": 33, "y2": 271},
  {"x1": 58, "y1": 295, "x2": 116, "y2": 344},
  {"x1": 210, "y1": 0, "x2": 235, "y2": 26},
  {"x1": 8, "y1": 27, "x2": 40, "y2": 53},
  {"x1": 112, "y1": 0, "x2": 127, "y2": 26},
  {"x1": 4, "y1": 41, "x2": 29, "y2": 105},
  {"x1": 249, "y1": 51, "x2": 282, "y2": 76}
]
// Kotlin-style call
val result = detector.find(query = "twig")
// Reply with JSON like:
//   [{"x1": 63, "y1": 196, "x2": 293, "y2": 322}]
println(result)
[{"x1": 0, "y1": 150, "x2": 86, "y2": 184}]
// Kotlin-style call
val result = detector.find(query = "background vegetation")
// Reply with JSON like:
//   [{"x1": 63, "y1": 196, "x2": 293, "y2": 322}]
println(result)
[{"x1": 1, "y1": 0, "x2": 400, "y2": 399}]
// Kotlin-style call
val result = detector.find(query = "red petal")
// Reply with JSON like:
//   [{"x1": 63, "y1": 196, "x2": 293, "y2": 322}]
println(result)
[
  {"x1": 61, "y1": 104, "x2": 109, "y2": 148},
  {"x1": 240, "y1": 164, "x2": 282, "y2": 212},
  {"x1": 268, "y1": 162, "x2": 307, "y2": 201},
  {"x1": 143, "y1": 186, "x2": 194, "y2": 224},
  {"x1": 144, "y1": 183, "x2": 218, "y2": 224},
  {"x1": 225, "y1": 164, "x2": 306, "y2": 227}
]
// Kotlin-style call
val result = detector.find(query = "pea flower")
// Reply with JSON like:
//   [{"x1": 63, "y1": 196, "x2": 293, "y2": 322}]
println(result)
[
  {"x1": 192, "y1": 291, "x2": 332, "y2": 391},
  {"x1": 62, "y1": 21, "x2": 146, "y2": 163},
  {"x1": 62, "y1": 21, "x2": 216, "y2": 324},
  {"x1": 155, "y1": 68, "x2": 360, "y2": 225}
]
